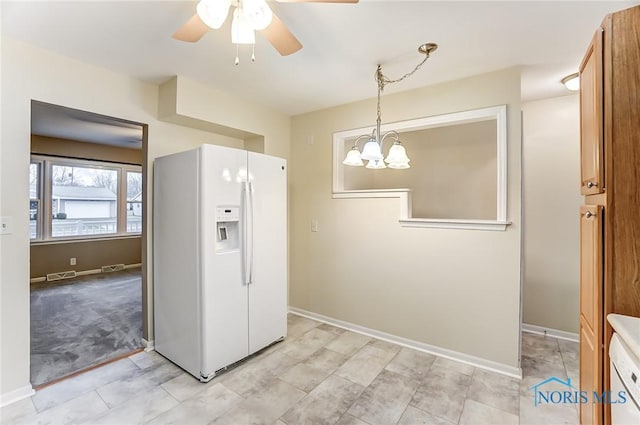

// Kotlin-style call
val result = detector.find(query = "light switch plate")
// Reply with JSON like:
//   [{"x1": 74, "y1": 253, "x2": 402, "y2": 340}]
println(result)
[
  {"x1": 0, "y1": 216, "x2": 13, "y2": 235},
  {"x1": 311, "y1": 219, "x2": 318, "y2": 232}
]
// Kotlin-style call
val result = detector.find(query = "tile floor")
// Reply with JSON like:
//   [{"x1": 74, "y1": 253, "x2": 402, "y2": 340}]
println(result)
[{"x1": 1, "y1": 315, "x2": 579, "y2": 425}]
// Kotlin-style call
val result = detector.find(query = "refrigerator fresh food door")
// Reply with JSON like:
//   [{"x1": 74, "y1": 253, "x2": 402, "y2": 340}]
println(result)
[
  {"x1": 199, "y1": 144, "x2": 249, "y2": 378},
  {"x1": 247, "y1": 152, "x2": 287, "y2": 354}
]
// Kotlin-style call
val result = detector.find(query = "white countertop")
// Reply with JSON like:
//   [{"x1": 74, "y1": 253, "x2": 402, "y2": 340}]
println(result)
[{"x1": 608, "y1": 313, "x2": 640, "y2": 359}]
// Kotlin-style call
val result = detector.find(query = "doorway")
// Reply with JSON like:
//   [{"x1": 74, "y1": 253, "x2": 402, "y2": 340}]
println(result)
[{"x1": 29, "y1": 101, "x2": 147, "y2": 387}]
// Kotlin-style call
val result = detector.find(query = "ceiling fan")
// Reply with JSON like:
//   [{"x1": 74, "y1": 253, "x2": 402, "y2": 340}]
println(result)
[{"x1": 174, "y1": 0, "x2": 359, "y2": 59}]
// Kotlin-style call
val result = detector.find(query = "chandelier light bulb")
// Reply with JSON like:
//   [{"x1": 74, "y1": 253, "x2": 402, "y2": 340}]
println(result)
[
  {"x1": 366, "y1": 159, "x2": 387, "y2": 169},
  {"x1": 361, "y1": 139, "x2": 384, "y2": 161},
  {"x1": 388, "y1": 161, "x2": 410, "y2": 169},
  {"x1": 343, "y1": 147, "x2": 364, "y2": 166},
  {"x1": 385, "y1": 142, "x2": 410, "y2": 164}
]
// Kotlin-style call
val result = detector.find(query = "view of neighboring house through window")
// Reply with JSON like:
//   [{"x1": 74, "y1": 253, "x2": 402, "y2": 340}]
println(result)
[
  {"x1": 127, "y1": 171, "x2": 142, "y2": 234},
  {"x1": 51, "y1": 164, "x2": 118, "y2": 237},
  {"x1": 29, "y1": 162, "x2": 41, "y2": 239},
  {"x1": 30, "y1": 156, "x2": 142, "y2": 241}
]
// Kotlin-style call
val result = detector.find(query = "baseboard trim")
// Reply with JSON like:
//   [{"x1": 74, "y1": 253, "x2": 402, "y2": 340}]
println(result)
[
  {"x1": 76, "y1": 269, "x2": 102, "y2": 277},
  {"x1": 141, "y1": 338, "x2": 155, "y2": 352},
  {"x1": 522, "y1": 323, "x2": 579, "y2": 342},
  {"x1": 289, "y1": 307, "x2": 522, "y2": 379},
  {"x1": 0, "y1": 385, "x2": 35, "y2": 408},
  {"x1": 30, "y1": 263, "x2": 142, "y2": 283}
]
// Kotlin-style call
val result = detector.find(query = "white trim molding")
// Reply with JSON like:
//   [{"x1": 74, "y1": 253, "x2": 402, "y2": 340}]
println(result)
[
  {"x1": 289, "y1": 307, "x2": 522, "y2": 379},
  {"x1": 29, "y1": 263, "x2": 143, "y2": 283},
  {"x1": 399, "y1": 218, "x2": 511, "y2": 231},
  {"x1": 0, "y1": 385, "x2": 35, "y2": 408},
  {"x1": 522, "y1": 323, "x2": 579, "y2": 342}
]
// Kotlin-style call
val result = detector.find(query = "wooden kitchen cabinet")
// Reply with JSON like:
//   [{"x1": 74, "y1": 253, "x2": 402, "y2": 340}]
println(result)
[
  {"x1": 578, "y1": 5, "x2": 640, "y2": 425},
  {"x1": 579, "y1": 31, "x2": 603, "y2": 196},
  {"x1": 579, "y1": 205, "x2": 603, "y2": 425}
]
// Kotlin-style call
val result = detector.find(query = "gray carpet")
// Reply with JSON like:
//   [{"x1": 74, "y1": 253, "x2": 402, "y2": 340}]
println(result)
[{"x1": 30, "y1": 269, "x2": 143, "y2": 386}]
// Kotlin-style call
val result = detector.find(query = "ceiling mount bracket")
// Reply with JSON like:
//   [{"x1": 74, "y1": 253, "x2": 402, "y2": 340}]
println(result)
[{"x1": 418, "y1": 43, "x2": 438, "y2": 56}]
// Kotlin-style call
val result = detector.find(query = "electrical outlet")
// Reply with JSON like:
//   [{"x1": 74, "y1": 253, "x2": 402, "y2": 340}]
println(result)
[
  {"x1": 311, "y1": 219, "x2": 318, "y2": 232},
  {"x1": 70, "y1": 258, "x2": 77, "y2": 266}
]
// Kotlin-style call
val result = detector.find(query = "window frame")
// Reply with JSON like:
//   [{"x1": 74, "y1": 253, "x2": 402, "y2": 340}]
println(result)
[
  {"x1": 29, "y1": 160, "x2": 43, "y2": 240},
  {"x1": 125, "y1": 170, "x2": 143, "y2": 235},
  {"x1": 30, "y1": 155, "x2": 142, "y2": 243}
]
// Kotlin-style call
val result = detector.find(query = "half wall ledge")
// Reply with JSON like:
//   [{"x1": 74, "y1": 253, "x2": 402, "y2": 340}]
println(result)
[{"x1": 332, "y1": 189, "x2": 511, "y2": 231}]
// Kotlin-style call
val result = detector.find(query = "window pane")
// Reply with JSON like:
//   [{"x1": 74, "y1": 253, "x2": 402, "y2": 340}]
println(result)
[
  {"x1": 30, "y1": 163, "x2": 39, "y2": 239},
  {"x1": 51, "y1": 165, "x2": 118, "y2": 237},
  {"x1": 127, "y1": 172, "x2": 142, "y2": 234}
]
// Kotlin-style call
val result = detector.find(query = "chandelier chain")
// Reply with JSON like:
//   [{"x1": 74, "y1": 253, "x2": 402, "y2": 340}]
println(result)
[
  {"x1": 374, "y1": 49, "x2": 433, "y2": 129},
  {"x1": 375, "y1": 53, "x2": 431, "y2": 92}
]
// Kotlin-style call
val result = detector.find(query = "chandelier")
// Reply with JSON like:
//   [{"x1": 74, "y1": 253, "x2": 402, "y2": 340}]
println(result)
[{"x1": 343, "y1": 43, "x2": 438, "y2": 169}]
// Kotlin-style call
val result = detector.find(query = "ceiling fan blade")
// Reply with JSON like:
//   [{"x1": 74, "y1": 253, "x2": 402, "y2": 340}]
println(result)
[
  {"x1": 276, "y1": 0, "x2": 358, "y2": 3},
  {"x1": 173, "y1": 14, "x2": 210, "y2": 43},
  {"x1": 260, "y1": 13, "x2": 302, "y2": 56}
]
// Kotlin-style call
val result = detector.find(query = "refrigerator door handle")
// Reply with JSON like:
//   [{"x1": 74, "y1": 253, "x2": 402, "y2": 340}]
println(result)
[
  {"x1": 241, "y1": 182, "x2": 250, "y2": 285},
  {"x1": 248, "y1": 181, "x2": 255, "y2": 285}
]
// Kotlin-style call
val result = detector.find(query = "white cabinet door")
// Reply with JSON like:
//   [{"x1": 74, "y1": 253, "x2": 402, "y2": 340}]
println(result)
[
  {"x1": 199, "y1": 145, "x2": 249, "y2": 377},
  {"x1": 247, "y1": 152, "x2": 287, "y2": 354}
]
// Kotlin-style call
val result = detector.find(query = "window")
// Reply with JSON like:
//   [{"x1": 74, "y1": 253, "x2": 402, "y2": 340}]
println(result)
[
  {"x1": 29, "y1": 161, "x2": 41, "y2": 239},
  {"x1": 51, "y1": 164, "x2": 119, "y2": 237},
  {"x1": 31, "y1": 156, "x2": 142, "y2": 241},
  {"x1": 126, "y1": 171, "x2": 143, "y2": 234}
]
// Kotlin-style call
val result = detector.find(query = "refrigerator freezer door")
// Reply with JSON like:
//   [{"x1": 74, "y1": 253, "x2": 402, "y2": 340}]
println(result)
[
  {"x1": 153, "y1": 149, "x2": 202, "y2": 379},
  {"x1": 199, "y1": 145, "x2": 249, "y2": 378},
  {"x1": 247, "y1": 152, "x2": 287, "y2": 354}
]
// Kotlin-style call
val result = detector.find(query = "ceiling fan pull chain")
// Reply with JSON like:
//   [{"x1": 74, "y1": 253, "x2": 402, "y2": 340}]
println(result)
[
  {"x1": 235, "y1": 44, "x2": 240, "y2": 65},
  {"x1": 252, "y1": 44, "x2": 256, "y2": 62}
]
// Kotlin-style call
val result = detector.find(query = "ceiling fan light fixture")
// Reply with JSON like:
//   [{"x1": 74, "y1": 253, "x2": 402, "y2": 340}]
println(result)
[
  {"x1": 232, "y1": 7, "x2": 256, "y2": 44},
  {"x1": 243, "y1": 0, "x2": 273, "y2": 31},
  {"x1": 197, "y1": 0, "x2": 231, "y2": 29}
]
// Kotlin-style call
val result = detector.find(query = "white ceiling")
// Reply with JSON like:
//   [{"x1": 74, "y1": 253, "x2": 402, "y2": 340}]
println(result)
[
  {"x1": 31, "y1": 101, "x2": 144, "y2": 149},
  {"x1": 3, "y1": 0, "x2": 638, "y2": 117}
]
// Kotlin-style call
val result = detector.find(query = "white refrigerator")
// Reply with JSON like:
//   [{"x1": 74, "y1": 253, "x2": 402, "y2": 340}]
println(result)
[{"x1": 153, "y1": 144, "x2": 287, "y2": 382}]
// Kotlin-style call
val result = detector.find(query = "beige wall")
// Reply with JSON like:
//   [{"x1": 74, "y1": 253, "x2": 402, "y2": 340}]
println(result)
[
  {"x1": 30, "y1": 238, "x2": 142, "y2": 278},
  {"x1": 290, "y1": 68, "x2": 522, "y2": 369},
  {"x1": 31, "y1": 135, "x2": 144, "y2": 164},
  {"x1": 0, "y1": 37, "x2": 290, "y2": 398},
  {"x1": 522, "y1": 95, "x2": 581, "y2": 334},
  {"x1": 345, "y1": 121, "x2": 497, "y2": 219}
]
